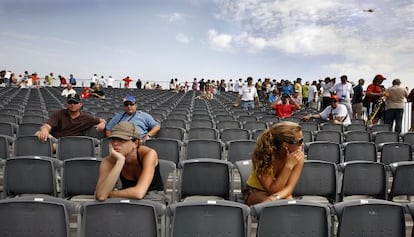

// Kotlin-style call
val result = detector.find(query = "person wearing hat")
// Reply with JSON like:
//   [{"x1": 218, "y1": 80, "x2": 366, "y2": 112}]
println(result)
[
  {"x1": 302, "y1": 95, "x2": 351, "y2": 125},
  {"x1": 105, "y1": 95, "x2": 160, "y2": 141},
  {"x1": 233, "y1": 77, "x2": 262, "y2": 110},
  {"x1": 95, "y1": 121, "x2": 164, "y2": 201},
  {"x1": 37, "y1": 94, "x2": 107, "y2": 142},
  {"x1": 364, "y1": 74, "x2": 387, "y2": 124},
  {"x1": 383, "y1": 79, "x2": 408, "y2": 133}
]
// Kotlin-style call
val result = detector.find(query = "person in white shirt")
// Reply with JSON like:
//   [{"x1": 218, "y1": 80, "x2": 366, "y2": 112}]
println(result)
[
  {"x1": 106, "y1": 75, "x2": 115, "y2": 88},
  {"x1": 330, "y1": 75, "x2": 353, "y2": 118},
  {"x1": 61, "y1": 83, "x2": 77, "y2": 98},
  {"x1": 91, "y1": 73, "x2": 98, "y2": 88},
  {"x1": 302, "y1": 95, "x2": 351, "y2": 125},
  {"x1": 307, "y1": 81, "x2": 318, "y2": 110},
  {"x1": 233, "y1": 77, "x2": 262, "y2": 110}
]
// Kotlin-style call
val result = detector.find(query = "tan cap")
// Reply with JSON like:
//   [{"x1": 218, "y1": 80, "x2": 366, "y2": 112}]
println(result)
[{"x1": 108, "y1": 121, "x2": 139, "y2": 140}]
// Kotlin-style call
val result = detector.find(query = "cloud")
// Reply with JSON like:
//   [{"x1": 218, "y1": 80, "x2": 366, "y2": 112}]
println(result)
[
  {"x1": 159, "y1": 12, "x2": 184, "y2": 23},
  {"x1": 207, "y1": 29, "x2": 233, "y2": 51},
  {"x1": 176, "y1": 33, "x2": 190, "y2": 43}
]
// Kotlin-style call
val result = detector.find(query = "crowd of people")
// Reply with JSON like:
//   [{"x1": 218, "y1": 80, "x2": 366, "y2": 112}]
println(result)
[{"x1": 2, "y1": 69, "x2": 413, "y2": 205}]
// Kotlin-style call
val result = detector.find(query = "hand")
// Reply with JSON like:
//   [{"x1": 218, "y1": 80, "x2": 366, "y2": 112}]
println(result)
[
  {"x1": 302, "y1": 115, "x2": 311, "y2": 121},
  {"x1": 109, "y1": 144, "x2": 126, "y2": 162},
  {"x1": 95, "y1": 121, "x2": 106, "y2": 131},
  {"x1": 233, "y1": 103, "x2": 239, "y2": 107},
  {"x1": 285, "y1": 149, "x2": 304, "y2": 169},
  {"x1": 37, "y1": 128, "x2": 49, "y2": 142}
]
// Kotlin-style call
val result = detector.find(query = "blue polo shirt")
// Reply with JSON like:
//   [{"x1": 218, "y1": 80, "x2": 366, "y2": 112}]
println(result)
[{"x1": 106, "y1": 111, "x2": 160, "y2": 139}]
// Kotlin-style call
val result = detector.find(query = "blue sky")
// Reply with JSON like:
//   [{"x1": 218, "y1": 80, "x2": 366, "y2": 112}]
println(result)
[{"x1": 1, "y1": 0, "x2": 414, "y2": 90}]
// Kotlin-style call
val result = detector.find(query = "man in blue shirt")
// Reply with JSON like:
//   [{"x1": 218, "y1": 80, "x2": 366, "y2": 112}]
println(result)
[{"x1": 106, "y1": 95, "x2": 160, "y2": 141}]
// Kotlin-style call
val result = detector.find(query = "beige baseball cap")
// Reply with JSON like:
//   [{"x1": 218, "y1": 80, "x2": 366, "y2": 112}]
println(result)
[{"x1": 108, "y1": 121, "x2": 140, "y2": 140}]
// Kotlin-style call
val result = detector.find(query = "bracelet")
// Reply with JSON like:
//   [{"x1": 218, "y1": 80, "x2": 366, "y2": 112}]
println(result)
[{"x1": 272, "y1": 194, "x2": 281, "y2": 200}]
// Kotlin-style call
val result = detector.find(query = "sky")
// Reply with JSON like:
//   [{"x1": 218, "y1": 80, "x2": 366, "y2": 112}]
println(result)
[{"x1": 1, "y1": 0, "x2": 414, "y2": 90}]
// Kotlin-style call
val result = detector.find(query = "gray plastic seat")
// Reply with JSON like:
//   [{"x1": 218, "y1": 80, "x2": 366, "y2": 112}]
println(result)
[{"x1": 167, "y1": 200, "x2": 250, "y2": 237}]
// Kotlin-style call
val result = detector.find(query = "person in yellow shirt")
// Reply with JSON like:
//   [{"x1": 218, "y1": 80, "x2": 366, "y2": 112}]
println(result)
[{"x1": 244, "y1": 121, "x2": 304, "y2": 205}]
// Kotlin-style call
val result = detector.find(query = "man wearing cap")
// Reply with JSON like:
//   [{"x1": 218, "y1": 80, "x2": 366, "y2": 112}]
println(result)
[
  {"x1": 105, "y1": 95, "x2": 160, "y2": 141},
  {"x1": 37, "y1": 94, "x2": 106, "y2": 142},
  {"x1": 302, "y1": 95, "x2": 351, "y2": 125},
  {"x1": 384, "y1": 79, "x2": 408, "y2": 133},
  {"x1": 233, "y1": 77, "x2": 262, "y2": 110},
  {"x1": 95, "y1": 121, "x2": 164, "y2": 201},
  {"x1": 365, "y1": 74, "x2": 387, "y2": 124}
]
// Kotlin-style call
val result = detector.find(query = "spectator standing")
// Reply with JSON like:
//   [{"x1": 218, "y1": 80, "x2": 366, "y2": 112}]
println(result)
[
  {"x1": 365, "y1": 74, "x2": 387, "y2": 125},
  {"x1": 302, "y1": 81, "x2": 310, "y2": 106},
  {"x1": 233, "y1": 77, "x2": 262, "y2": 110},
  {"x1": 122, "y1": 76, "x2": 133, "y2": 89},
  {"x1": 330, "y1": 75, "x2": 353, "y2": 118},
  {"x1": 307, "y1": 81, "x2": 318, "y2": 109},
  {"x1": 69, "y1": 74, "x2": 77, "y2": 86},
  {"x1": 91, "y1": 74, "x2": 98, "y2": 88},
  {"x1": 107, "y1": 76, "x2": 114, "y2": 88},
  {"x1": 321, "y1": 77, "x2": 333, "y2": 110},
  {"x1": 58, "y1": 75, "x2": 67, "y2": 87},
  {"x1": 352, "y1": 79, "x2": 365, "y2": 119},
  {"x1": 136, "y1": 78, "x2": 142, "y2": 89},
  {"x1": 384, "y1": 79, "x2": 408, "y2": 133}
]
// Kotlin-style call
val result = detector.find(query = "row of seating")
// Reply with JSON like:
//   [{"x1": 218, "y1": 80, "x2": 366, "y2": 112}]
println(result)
[
  {"x1": 0, "y1": 195, "x2": 413, "y2": 237},
  {"x1": 2, "y1": 154, "x2": 414, "y2": 204}
]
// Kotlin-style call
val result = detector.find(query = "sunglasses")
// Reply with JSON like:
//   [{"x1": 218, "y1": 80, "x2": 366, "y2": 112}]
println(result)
[
  {"x1": 123, "y1": 102, "x2": 135, "y2": 107},
  {"x1": 68, "y1": 101, "x2": 79, "y2": 105},
  {"x1": 284, "y1": 138, "x2": 304, "y2": 145}
]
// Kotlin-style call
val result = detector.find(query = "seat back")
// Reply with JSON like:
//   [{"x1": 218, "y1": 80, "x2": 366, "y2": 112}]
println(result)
[
  {"x1": 343, "y1": 141, "x2": 377, "y2": 162},
  {"x1": 155, "y1": 127, "x2": 185, "y2": 141},
  {"x1": 13, "y1": 135, "x2": 53, "y2": 157},
  {"x1": 220, "y1": 128, "x2": 251, "y2": 145},
  {"x1": 293, "y1": 160, "x2": 337, "y2": 203},
  {"x1": 252, "y1": 200, "x2": 331, "y2": 237},
  {"x1": 62, "y1": 157, "x2": 102, "y2": 198},
  {"x1": 227, "y1": 140, "x2": 256, "y2": 163},
  {"x1": 185, "y1": 139, "x2": 223, "y2": 160},
  {"x1": 339, "y1": 161, "x2": 387, "y2": 201},
  {"x1": 4, "y1": 156, "x2": 57, "y2": 197},
  {"x1": 333, "y1": 199, "x2": 405, "y2": 237},
  {"x1": 0, "y1": 198, "x2": 70, "y2": 237},
  {"x1": 145, "y1": 138, "x2": 181, "y2": 164},
  {"x1": 306, "y1": 141, "x2": 342, "y2": 163},
  {"x1": 178, "y1": 158, "x2": 232, "y2": 201},
  {"x1": 188, "y1": 127, "x2": 218, "y2": 140},
  {"x1": 57, "y1": 136, "x2": 97, "y2": 160},
  {"x1": 380, "y1": 142, "x2": 412, "y2": 165},
  {"x1": 344, "y1": 130, "x2": 370, "y2": 142},
  {"x1": 167, "y1": 200, "x2": 250, "y2": 237},
  {"x1": 81, "y1": 199, "x2": 165, "y2": 237},
  {"x1": 16, "y1": 123, "x2": 42, "y2": 136},
  {"x1": 388, "y1": 161, "x2": 414, "y2": 200}
]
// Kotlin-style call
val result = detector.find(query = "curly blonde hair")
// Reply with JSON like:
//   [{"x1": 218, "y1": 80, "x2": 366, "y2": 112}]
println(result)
[{"x1": 253, "y1": 121, "x2": 302, "y2": 177}]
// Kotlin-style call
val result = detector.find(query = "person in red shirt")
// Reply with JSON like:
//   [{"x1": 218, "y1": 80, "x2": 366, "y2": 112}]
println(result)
[
  {"x1": 30, "y1": 72, "x2": 39, "y2": 87},
  {"x1": 80, "y1": 87, "x2": 92, "y2": 99},
  {"x1": 364, "y1": 74, "x2": 386, "y2": 124},
  {"x1": 58, "y1": 75, "x2": 67, "y2": 87},
  {"x1": 122, "y1": 76, "x2": 133, "y2": 88},
  {"x1": 272, "y1": 94, "x2": 301, "y2": 118}
]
